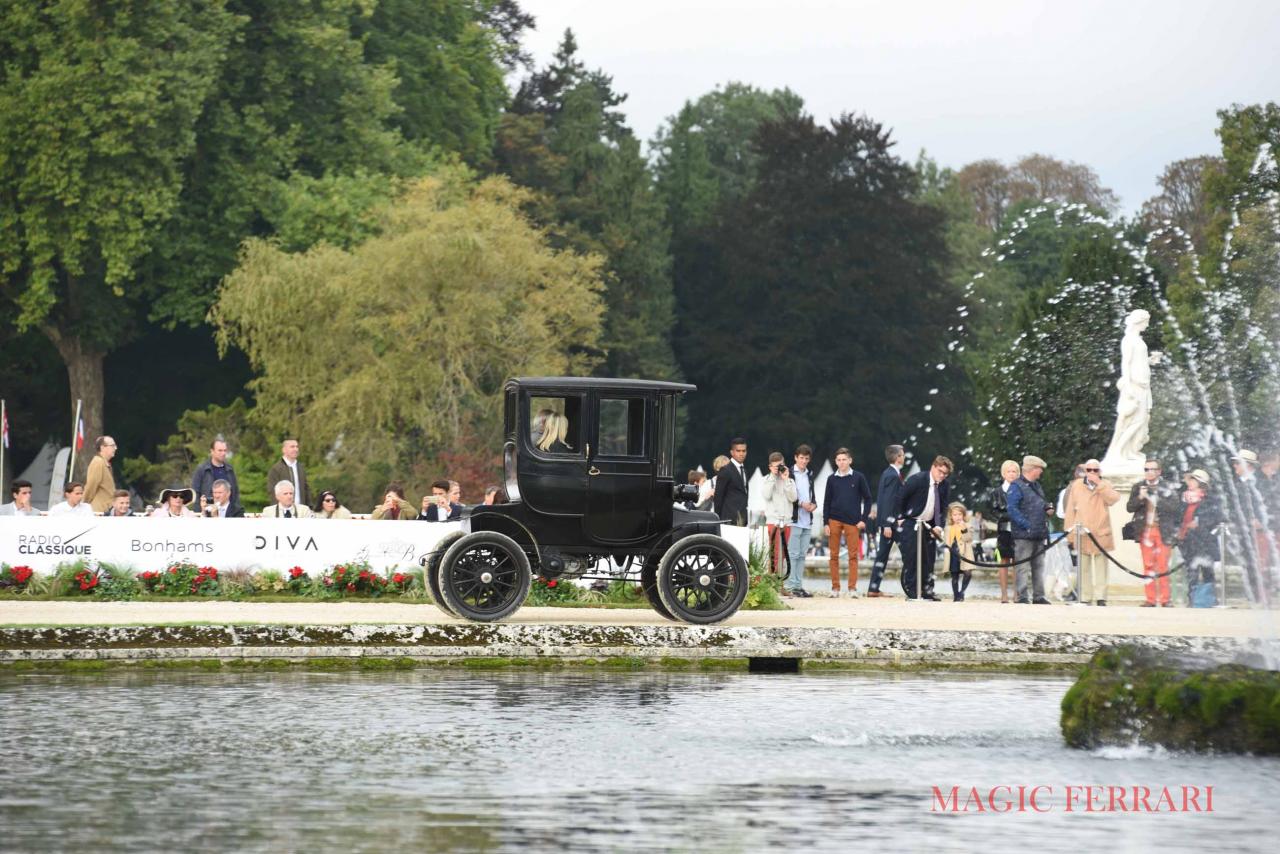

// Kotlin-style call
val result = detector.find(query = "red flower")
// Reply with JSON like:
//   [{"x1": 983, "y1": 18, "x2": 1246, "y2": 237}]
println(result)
[
  {"x1": 207, "y1": 567, "x2": 218, "y2": 578},
  {"x1": 11, "y1": 566, "x2": 33, "y2": 583},
  {"x1": 168, "y1": 567, "x2": 178, "y2": 574},
  {"x1": 547, "y1": 579, "x2": 557, "y2": 588},
  {"x1": 346, "y1": 582, "x2": 356, "y2": 591},
  {"x1": 289, "y1": 567, "x2": 304, "y2": 579},
  {"x1": 358, "y1": 570, "x2": 369, "y2": 580},
  {"x1": 392, "y1": 573, "x2": 406, "y2": 584}
]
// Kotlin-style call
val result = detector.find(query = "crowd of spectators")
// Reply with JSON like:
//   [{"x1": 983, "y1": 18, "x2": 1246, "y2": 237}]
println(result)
[
  {"x1": 5, "y1": 428, "x2": 1276, "y2": 607},
  {"x1": 0, "y1": 435, "x2": 503, "y2": 523},
  {"x1": 691, "y1": 437, "x2": 1278, "y2": 606}
]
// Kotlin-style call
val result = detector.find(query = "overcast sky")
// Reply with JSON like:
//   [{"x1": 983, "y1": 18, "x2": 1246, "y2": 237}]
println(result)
[{"x1": 518, "y1": 0, "x2": 1280, "y2": 213}]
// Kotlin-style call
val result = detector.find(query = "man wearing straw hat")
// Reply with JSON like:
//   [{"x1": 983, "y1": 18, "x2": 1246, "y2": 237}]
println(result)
[
  {"x1": 1063, "y1": 458, "x2": 1121, "y2": 606},
  {"x1": 1233, "y1": 448, "x2": 1273, "y2": 585}
]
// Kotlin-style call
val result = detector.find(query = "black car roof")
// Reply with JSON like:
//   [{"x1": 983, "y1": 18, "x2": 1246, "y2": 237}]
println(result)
[{"x1": 509, "y1": 377, "x2": 696, "y2": 394}]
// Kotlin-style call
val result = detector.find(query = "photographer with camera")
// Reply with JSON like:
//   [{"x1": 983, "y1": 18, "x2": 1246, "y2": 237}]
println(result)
[
  {"x1": 201, "y1": 479, "x2": 243, "y2": 518},
  {"x1": 1126, "y1": 458, "x2": 1178, "y2": 606},
  {"x1": 418, "y1": 479, "x2": 463, "y2": 522},
  {"x1": 761, "y1": 451, "x2": 798, "y2": 577}
]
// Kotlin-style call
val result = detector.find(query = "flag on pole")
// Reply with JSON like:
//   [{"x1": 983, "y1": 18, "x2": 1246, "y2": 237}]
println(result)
[
  {"x1": 75, "y1": 416, "x2": 85, "y2": 451},
  {"x1": 1, "y1": 407, "x2": 8, "y2": 449}
]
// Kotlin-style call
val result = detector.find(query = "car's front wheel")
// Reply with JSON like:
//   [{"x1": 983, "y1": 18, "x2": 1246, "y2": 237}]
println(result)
[{"x1": 437, "y1": 531, "x2": 532, "y2": 622}]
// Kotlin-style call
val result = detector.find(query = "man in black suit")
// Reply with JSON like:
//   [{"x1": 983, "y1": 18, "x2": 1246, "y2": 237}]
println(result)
[
  {"x1": 713, "y1": 438, "x2": 750, "y2": 526},
  {"x1": 894, "y1": 455, "x2": 953, "y2": 600},
  {"x1": 868, "y1": 444, "x2": 907, "y2": 597}
]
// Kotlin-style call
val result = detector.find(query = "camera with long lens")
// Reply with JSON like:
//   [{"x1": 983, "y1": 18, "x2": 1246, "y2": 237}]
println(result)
[{"x1": 672, "y1": 483, "x2": 699, "y2": 503}]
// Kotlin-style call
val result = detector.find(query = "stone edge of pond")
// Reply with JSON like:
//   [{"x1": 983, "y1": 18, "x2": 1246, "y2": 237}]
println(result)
[{"x1": 0, "y1": 624, "x2": 1262, "y2": 674}]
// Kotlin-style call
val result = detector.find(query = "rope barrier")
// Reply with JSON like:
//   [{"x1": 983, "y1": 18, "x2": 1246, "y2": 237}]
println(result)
[
  {"x1": 933, "y1": 531, "x2": 1058, "y2": 568},
  {"x1": 1084, "y1": 529, "x2": 1186, "y2": 579}
]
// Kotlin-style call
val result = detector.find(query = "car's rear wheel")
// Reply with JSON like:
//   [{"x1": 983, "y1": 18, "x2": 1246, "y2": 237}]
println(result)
[
  {"x1": 423, "y1": 531, "x2": 465, "y2": 616},
  {"x1": 640, "y1": 557, "x2": 676, "y2": 621},
  {"x1": 438, "y1": 531, "x2": 532, "y2": 622},
  {"x1": 656, "y1": 534, "x2": 748, "y2": 625}
]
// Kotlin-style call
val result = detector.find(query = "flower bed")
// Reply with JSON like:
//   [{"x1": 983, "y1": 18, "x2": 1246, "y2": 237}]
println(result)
[{"x1": 0, "y1": 557, "x2": 783, "y2": 610}]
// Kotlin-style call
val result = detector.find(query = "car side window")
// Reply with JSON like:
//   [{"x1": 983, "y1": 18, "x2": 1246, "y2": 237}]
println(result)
[
  {"x1": 529, "y1": 395, "x2": 583, "y2": 456},
  {"x1": 599, "y1": 397, "x2": 645, "y2": 457}
]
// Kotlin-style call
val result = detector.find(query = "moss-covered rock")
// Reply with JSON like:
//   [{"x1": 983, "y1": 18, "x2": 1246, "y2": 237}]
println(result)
[{"x1": 1061, "y1": 645, "x2": 1280, "y2": 755}]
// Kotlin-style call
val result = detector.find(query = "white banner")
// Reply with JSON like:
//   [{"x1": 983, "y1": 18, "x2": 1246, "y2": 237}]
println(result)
[
  {"x1": 0, "y1": 517, "x2": 463, "y2": 575},
  {"x1": 0, "y1": 518, "x2": 751, "y2": 576}
]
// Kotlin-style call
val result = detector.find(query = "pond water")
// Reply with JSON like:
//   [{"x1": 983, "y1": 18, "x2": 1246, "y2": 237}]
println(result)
[{"x1": 1, "y1": 669, "x2": 1277, "y2": 852}]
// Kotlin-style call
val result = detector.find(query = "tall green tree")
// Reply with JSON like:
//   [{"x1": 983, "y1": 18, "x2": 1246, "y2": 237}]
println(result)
[
  {"x1": 3, "y1": 1, "x2": 528, "y2": 473},
  {"x1": 0, "y1": 0, "x2": 237, "y2": 464},
  {"x1": 675, "y1": 113, "x2": 958, "y2": 472},
  {"x1": 356, "y1": 0, "x2": 532, "y2": 164},
  {"x1": 212, "y1": 170, "x2": 606, "y2": 505},
  {"x1": 139, "y1": 0, "x2": 414, "y2": 332},
  {"x1": 651, "y1": 83, "x2": 804, "y2": 237},
  {"x1": 495, "y1": 30, "x2": 678, "y2": 380}
]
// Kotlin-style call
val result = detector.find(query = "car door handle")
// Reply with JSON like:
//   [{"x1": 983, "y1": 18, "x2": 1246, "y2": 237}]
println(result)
[{"x1": 588, "y1": 466, "x2": 601, "y2": 476}]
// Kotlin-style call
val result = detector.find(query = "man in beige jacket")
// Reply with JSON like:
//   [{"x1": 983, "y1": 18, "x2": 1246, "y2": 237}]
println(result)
[
  {"x1": 84, "y1": 436, "x2": 118, "y2": 513},
  {"x1": 1064, "y1": 458, "x2": 1121, "y2": 605}
]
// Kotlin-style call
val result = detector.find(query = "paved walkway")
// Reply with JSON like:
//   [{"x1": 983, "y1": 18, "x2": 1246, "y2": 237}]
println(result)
[{"x1": 2, "y1": 599, "x2": 1276, "y2": 639}]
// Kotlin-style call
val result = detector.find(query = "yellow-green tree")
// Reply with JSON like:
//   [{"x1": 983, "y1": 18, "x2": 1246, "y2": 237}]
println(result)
[{"x1": 212, "y1": 171, "x2": 605, "y2": 504}]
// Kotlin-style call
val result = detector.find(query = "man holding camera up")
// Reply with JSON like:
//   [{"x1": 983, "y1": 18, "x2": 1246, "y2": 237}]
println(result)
[
  {"x1": 419, "y1": 480, "x2": 463, "y2": 521},
  {"x1": 1126, "y1": 459, "x2": 1178, "y2": 606},
  {"x1": 203, "y1": 479, "x2": 244, "y2": 518},
  {"x1": 761, "y1": 451, "x2": 798, "y2": 577}
]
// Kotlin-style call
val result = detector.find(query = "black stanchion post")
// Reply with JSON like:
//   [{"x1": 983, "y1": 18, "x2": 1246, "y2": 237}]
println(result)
[
  {"x1": 1216, "y1": 522, "x2": 1228, "y2": 608},
  {"x1": 1073, "y1": 522, "x2": 1084, "y2": 604},
  {"x1": 914, "y1": 522, "x2": 923, "y2": 602}
]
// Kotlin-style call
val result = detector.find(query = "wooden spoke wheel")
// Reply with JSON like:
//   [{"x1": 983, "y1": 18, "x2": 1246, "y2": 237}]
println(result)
[
  {"x1": 656, "y1": 534, "x2": 748, "y2": 625},
  {"x1": 424, "y1": 531, "x2": 465, "y2": 616},
  {"x1": 437, "y1": 531, "x2": 532, "y2": 623},
  {"x1": 640, "y1": 557, "x2": 677, "y2": 621}
]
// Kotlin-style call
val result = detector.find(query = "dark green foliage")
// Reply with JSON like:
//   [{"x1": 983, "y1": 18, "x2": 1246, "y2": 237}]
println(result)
[
  {"x1": 120, "y1": 398, "x2": 276, "y2": 510},
  {"x1": 674, "y1": 112, "x2": 959, "y2": 471},
  {"x1": 356, "y1": 0, "x2": 530, "y2": 163},
  {"x1": 653, "y1": 83, "x2": 805, "y2": 236},
  {"x1": 495, "y1": 31, "x2": 679, "y2": 380},
  {"x1": 1062, "y1": 645, "x2": 1280, "y2": 755}
]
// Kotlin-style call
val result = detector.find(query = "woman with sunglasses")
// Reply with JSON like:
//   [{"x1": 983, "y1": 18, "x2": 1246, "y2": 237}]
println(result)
[
  {"x1": 1063, "y1": 458, "x2": 1121, "y2": 605},
  {"x1": 314, "y1": 490, "x2": 353, "y2": 519}
]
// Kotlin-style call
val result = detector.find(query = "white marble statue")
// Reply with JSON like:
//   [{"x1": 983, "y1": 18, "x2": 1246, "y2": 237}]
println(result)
[{"x1": 1103, "y1": 309, "x2": 1161, "y2": 471}]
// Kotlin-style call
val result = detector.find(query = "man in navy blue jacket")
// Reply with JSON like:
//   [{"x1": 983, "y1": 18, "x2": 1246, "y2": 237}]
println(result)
[
  {"x1": 868, "y1": 444, "x2": 907, "y2": 597},
  {"x1": 895, "y1": 455, "x2": 953, "y2": 600},
  {"x1": 822, "y1": 448, "x2": 873, "y2": 597}
]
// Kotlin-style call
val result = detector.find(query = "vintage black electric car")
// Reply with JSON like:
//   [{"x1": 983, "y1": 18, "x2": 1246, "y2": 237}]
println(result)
[{"x1": 424, "y1": 377, "x2": 748, "y2": 624}]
